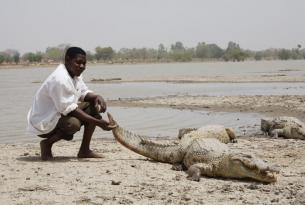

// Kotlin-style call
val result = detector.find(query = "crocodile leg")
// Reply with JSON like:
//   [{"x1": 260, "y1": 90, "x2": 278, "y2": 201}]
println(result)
[
  {"x1": 187, "y1": 163, "x2": 214, "y2": 181},
  {"x1": 270, "y1": 129, "x2": 284, "y2": 138},
  {"x1": 171, "y1": 163, "x2": 186, "y2": 171}
]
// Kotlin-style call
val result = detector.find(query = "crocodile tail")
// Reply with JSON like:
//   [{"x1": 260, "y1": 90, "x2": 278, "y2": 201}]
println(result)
[{"x1": 107, "y1": 113, "x2": 184, "y2": 163}]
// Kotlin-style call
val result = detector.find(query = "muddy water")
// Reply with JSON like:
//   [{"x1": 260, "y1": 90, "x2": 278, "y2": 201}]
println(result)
[
  {"x1": 1, "y1": 60, "x2": 304, "y2": 143},
  {"x1": 1, "y1": 107, "x2": 263, "y2": 144},
  {"x1": 89, "y1": 82, "x2": 305, "y2": 99}
]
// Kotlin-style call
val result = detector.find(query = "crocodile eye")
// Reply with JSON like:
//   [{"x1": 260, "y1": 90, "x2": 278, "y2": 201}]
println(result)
[
  {"x1": 243, "y1": 154, "x2": 253, "y2": 159},
  {"x1": 232, "y1": 159, "x2": 242, "y2": 164}
]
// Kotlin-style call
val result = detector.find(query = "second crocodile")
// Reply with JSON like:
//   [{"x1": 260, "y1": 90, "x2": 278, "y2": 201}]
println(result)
[{"x1": 261, "y1": 116, "x2": 305, "y2": 139}]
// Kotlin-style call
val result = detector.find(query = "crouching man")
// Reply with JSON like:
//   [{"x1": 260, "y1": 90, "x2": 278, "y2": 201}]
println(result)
[{"x1": 27, "y1": 47, "x2": 116, "y2": 160}]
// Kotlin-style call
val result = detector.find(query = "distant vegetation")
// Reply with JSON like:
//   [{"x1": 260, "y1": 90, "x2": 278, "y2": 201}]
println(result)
[{"x1": 0, "y1": 42, "x2": 304, "y2": 66}]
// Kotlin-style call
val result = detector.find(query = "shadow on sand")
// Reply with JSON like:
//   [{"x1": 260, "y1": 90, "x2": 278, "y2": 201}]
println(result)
[{"x1": 16, "y1": 155, "x2": 147, "y2": 163}]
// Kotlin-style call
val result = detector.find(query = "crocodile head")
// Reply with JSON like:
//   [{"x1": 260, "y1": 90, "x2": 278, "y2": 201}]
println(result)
[
  {"x1": 228, "y1": 153, "x2": 279, "y2": 183},
  {"x1": 107, "y1": 112, "x2": 118, "y2": 128},
  {"x1": 261, "y1": 118, "x2": 272, "y2": 133},
  {"x1": 225, "y1": 128, "x2": 237, "y2": 143}
]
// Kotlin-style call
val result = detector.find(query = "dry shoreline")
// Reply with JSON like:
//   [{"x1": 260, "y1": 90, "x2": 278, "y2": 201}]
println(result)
[
  {"x1": 2, "y1": 74, "x2": 305, "y2": 204},
  {"x1": 1, "y1": 135, "x2": 305, "y2": 204},
  {"x1": 109, "y1": 95, "x2": 305, "y2": 121},
  {"x1": 90, "y1": 74, "x2": 305, "y2": 83}
]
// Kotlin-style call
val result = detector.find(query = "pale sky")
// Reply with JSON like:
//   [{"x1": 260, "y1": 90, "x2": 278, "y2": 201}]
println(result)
[{"x1": 1, "y1": 0, "x2": 305, "y2": 53}]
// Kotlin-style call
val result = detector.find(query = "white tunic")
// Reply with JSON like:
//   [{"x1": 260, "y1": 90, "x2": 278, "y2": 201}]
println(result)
[{"x1": 27, "y1": 64, "x2": 92, "y2": 135}]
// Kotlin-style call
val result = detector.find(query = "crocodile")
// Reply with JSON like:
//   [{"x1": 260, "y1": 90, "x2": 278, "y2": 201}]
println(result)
[
  {"x1": 177, "y1": 125, "x2": 237, "y2": 143},
  {"x1": 107, "y1": 113, "x2": 278, "y2": 183},
  {"x1": 261, "y1": 117, "x2": 305, "y2": 139}
]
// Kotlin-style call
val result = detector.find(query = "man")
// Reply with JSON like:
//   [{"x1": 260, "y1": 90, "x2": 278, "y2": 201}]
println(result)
[{"x1": 27, "y1": 47, "x2": 116, "y2": 160}]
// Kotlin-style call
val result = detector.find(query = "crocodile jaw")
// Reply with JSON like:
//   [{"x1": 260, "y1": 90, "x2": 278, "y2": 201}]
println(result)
[{"x1": 228, "y1": 154, "x2": 279, "y2": 183}]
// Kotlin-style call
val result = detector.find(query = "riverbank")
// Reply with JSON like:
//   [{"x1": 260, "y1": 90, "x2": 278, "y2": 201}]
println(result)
[
  {"x1": 109, "y1": 95, "x2": 305, "y2": 121},
  {"x1": 2, "y1": 94, "x2": 305, "y2": 204},
  {"x1": 1, "y1": 134, "x2": 305, "y2": 204},
  {"x1": 2, "y1": 61, "x2": 305, "y2": 204},
  {"x1": 90, "y1": 73, "x2": 305, "y2": 83}
]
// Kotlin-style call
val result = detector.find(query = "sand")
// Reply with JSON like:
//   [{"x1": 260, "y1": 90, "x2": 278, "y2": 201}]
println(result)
[
  {"x1": 2, "y1": 75, "x2": 305, "y2": 204},
  {"x1": 1, "y1": 134, "x2": 305, "y2": 204}
]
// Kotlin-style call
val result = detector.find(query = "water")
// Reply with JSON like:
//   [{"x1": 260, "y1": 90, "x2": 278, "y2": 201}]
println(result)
[
  {"x1": 3, "y1": 107, "x2": 262, "y2": 144},
  {"x1": 1, "y1": 60, "x2": 304, "y2": 143},
  {"x1": 89, "y1": 82, "x2": 305, "y2": 99},
  {"x1": 84, "y1": 60, "x2": 305, "y2": 80}
]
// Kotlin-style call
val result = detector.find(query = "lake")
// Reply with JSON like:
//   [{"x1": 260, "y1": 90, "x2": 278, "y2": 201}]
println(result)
[{"x1": 1, "y1": 60, "x2": 305, "y2": 143}]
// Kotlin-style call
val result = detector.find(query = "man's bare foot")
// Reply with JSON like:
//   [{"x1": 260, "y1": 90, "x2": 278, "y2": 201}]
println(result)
[
  {"x1": 77, "y1": 150, "x2": 104, "y2": 158},
  {"x1": 40, "y1": 140, "x2": 53, "y2": 161}
]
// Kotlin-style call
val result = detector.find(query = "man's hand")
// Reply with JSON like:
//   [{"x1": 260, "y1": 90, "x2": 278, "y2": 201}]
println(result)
[
  {"x1": 98, "y1": 119, "x2": 117, "y2": 131},
  {"x1": 94, "y1": 95, "x2": 107, "y2": 113}
]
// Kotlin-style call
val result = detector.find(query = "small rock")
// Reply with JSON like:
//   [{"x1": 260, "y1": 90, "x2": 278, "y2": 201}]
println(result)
[
  {"x1": 271, "y1": 198, "x2": 279, "y2": 203},
  {"x1": 182, "y1": 195, "x2": 191, "y2": 201},
  {"x1": 111, "y1": 180, "x2": 121, "y2": 185},
  {"x1": 246, "y1": 184, "x2": 259, "y2": 190},
  {"x1": 174, "y1": 175, "x2": 181, "y2": 181},
  {"x1": 26, "y1": 177, "x2": 30, "y2": 180},
  {"x1": 131, "y1": 164, "x2": 136, "y2": 168},
  {"x1": 23, "y1": 153, "x2": 29, "y2": 156}
]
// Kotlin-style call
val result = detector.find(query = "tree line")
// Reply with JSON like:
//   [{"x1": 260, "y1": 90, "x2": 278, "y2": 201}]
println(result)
[{"x1": 0, "y1": 42, "x2": 304, "y2": 65}]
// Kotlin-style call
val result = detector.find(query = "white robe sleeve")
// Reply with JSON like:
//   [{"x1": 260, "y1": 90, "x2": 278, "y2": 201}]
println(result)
[
  {"x1": 48, "y1": 80, "x2": 78, "y2": 116},
  {"x1": 78, "y1": 76, "x2": 93, "y2": 101}
]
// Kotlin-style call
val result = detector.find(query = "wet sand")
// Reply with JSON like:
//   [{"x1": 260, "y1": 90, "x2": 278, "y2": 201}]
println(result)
[
  {"x1": 2, "y1": 75, "x2": 305, "y2": 204},
  {"x1": 90, "y1": 73, "x2": 305, "y2": 83},
  {"x1": 109, "y1": 95, "x2": 305, "y2": 121}
]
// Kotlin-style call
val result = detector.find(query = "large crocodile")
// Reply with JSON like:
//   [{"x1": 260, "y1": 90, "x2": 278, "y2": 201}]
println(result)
[
  {"x1": 177, "y1": 125, "x2": 237, "y2": 143},
  {"x1": 261, "y1": 116, "x2": 305, "y2": 139},
  {"x1": 107, "y1": 113, "x2": 278, "y2": 183}
]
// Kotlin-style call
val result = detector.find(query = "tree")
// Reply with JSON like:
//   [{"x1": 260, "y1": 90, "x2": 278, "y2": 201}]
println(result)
[
  {"x1": 195, "y1": 42, "x2": 208, "y2": 59},
  {"x1": 254, "y1": 51, "x2": 263, "y2": 60},
  {"x1": 22, "y1": 52, "x2": 43, "y2": 63},
  {"x1": 171, "y1": 41, "x2": 184, "y2": 50},
  {"x1": 196, "y1": 43, "x2": 224, "y2": 59},
  {"x1": 206, "y1": 44, "x2": 224, "y2": 59},
  {"x1": 0, "y1": 55, "x2": 4, "y2": 64},
  {"x1": 223, "y1": 41, "x2": 248, "y2": 61},
  {"x1": 12, "y1": 52, "x2": 20, "y2": 64},
  {"x1": 45, "y1": 46, "x2": 65, "y2": 62},
  {"x1": 95, "y1": 47, "x2": 114, "y2": 61},
  {"x1": 278, "y1": 49, "x2": 291, "y2": 60},
  {"x1": 157, "y1": 43, "x2": 167, "y2": 60},
  {"x1": 169, "y1": 41, "x2": 192, "y2": 62}
]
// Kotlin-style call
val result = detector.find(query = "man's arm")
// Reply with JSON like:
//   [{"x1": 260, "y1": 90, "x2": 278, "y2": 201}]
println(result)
[
  {"x1": 69, "y1": 108, "x2": 115, "y2": 131},
  {"x1": 84, "y1": 93, "x2": 107, "y2": 113}
]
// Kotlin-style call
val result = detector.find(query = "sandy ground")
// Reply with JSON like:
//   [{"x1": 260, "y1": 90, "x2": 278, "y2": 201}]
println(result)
[
  {"x1": 1, "y1": 134, "x2": 305, "y2": 205},
  {"x1": 2, "y1": 74, "x2": 305, "y2": 204}
]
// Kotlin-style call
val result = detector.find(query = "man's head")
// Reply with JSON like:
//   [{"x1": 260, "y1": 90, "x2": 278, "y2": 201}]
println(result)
[{"x1": 65, "y1": 47, "x2": 86, "y2": 77}]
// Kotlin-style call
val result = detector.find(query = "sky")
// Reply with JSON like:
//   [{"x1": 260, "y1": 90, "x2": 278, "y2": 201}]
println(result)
[{"x1": 1, "y1": 0, "x2": 305, "y2": 54}]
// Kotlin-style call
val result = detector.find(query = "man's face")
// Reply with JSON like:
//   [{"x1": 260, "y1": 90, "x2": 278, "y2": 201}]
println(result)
[{"x1": 66, "y1": 54, "x2": 86, "y2": 77}]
